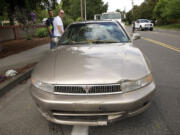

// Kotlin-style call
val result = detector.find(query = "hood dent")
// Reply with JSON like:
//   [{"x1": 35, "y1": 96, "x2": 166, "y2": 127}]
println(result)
[{"x1": 52, "y1": 44, "x2": 150, "y2": 84}]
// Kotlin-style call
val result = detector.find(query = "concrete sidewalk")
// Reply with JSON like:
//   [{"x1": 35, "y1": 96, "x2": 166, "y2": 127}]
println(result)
[
  {"x1": 0, "y1": 44, "x2": 49, "y2": 72},
  {"x1": 0, "y1": 43, "x2": 50, "y2": 97}
]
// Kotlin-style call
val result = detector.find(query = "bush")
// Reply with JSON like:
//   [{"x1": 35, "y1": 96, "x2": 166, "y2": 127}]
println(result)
[
  {"x1": 34, "y1": 27, "x2": 48, "y2": 38},
  {"x1": 76, "y1": 17, "x2": 83, "y2": 22},
  {"x1": 63, "y1": 15, "x2": 74, "y2": 29},
  {"x1": 26, "y1": 34, "x2": 32, "y2": 40}
]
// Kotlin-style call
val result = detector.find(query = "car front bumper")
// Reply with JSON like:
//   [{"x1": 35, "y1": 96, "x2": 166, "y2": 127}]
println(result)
[
  {"x1": 30, "y1": 81, "x2": 156, "y2": 126},
  {"x1": 142, "y1": 26, "x2": 153, "y2": 29}
]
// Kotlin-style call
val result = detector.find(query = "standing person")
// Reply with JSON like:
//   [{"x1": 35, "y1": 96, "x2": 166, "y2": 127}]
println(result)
[
  {"x1": 132, "y1": 21, "x2": 135, "y2": 33},
  {"x1": 53, "y1": 10, "x2": 64, "y2": 40},
  {"x1": 46, "y1": 9, "x2": 55, "y2": 49}
]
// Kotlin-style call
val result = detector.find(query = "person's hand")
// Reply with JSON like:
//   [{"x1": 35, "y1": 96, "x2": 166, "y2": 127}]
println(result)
[{"x1": 50, "y1": 33, "x2": 54, "y2": 38}]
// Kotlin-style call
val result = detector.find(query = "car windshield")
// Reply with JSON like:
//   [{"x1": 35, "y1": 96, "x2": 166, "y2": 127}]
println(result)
[
  {"x1": 59, "y1": 22, "x2": 129, "y2": 45},
  {"x1": 102, "y1": 13, "x2": 121, "y2": 19},
  {"x1": 140, "y1": 19, "x2": 150, "y2": 23}
]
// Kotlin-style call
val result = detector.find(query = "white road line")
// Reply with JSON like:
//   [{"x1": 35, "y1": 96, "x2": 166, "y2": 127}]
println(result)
[{"x1": 71, "y1": 126, "x2": 89, "y2": 135}]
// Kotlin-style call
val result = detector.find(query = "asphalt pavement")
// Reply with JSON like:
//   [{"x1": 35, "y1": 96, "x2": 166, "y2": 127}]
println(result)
[
  {"x1": 0, "y1": 28, "x2": 180, "y2": 135},
  {"x1": 0, "y1": 44, "x2": 49, "y2": 72}
]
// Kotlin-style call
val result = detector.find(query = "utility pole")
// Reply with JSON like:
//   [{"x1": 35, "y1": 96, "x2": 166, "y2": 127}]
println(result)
[
  {"x1": 84, "y1": 0, "x2": 87, "y2": 21},
  {"x1": 131, "y1": 0, "x2": 134, "y2": 20},
  {"x1": 124, "y1": 7, "x2": 126, "y2": 19},
  {"x1": 81, "y1": 0, "x2": 84, "y2": 19}
]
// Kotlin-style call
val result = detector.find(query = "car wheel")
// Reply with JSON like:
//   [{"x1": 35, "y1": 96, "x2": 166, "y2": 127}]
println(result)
[
  {"x1": 140, "y1": 26, "x2": 143, "y2": 31},
  {"x1": 150, "y1": 28, "x2": 153, "y2": 31}
]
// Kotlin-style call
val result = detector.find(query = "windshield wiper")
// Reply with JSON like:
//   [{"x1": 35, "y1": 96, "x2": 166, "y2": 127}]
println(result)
[
  {"x1": 59, "y1": 40, "x2": 121, "y2": 45},
  {"x1": 70, "y1": 40, "x2": 120, "y2": 44},
  {"x1": 89, "y1": 40, "x2": 120, "y2": 44}
]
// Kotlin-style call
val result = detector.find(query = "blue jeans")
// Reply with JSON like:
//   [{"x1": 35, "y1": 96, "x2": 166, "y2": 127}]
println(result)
[{"x1": 50, "y1": 34, "x2": 56, "y2": 49}]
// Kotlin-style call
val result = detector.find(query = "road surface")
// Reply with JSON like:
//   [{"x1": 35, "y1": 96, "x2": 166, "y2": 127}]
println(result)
[{"x1": 0, "y1": 28, "x2": 180, "y2": 135}]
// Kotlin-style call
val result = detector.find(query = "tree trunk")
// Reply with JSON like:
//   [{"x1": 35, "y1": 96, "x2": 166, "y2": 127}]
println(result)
[
  {"x1": 9, "y1": 16, "x2": 14, "y2": 25},
  {"x1": 8, "y1": 3, "x2": 15, "y2": 25}
]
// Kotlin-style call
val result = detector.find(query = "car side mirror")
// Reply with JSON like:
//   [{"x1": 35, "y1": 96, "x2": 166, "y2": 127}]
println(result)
[{"x1": 132, "y1": 33, "x2": 141, "y2": 40}]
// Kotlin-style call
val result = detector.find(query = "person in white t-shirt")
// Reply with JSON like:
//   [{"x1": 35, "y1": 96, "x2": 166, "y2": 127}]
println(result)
[{"x1": 53, "y1": 10, "x2": 64, "y2": 38}]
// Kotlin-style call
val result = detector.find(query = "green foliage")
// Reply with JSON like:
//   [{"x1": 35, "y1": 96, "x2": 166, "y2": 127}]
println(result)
[
  {"x1": 57, "y1": 0, "x2": 108, "y2": 28},
  {"x1": 76, "y1": 17, "x2": 83, "y2": 22},
  {"x1": 85, "y1": 0, "x2": 108, "y2": 20},
  {"x1": 63, "y1": 15, "x2": 74, "y2": 28},
  {"x1": 67, "y1": 0, "x2": 81, "y2": 20},
  {"x1": 26, "y1": 34, "x2": 32, "y2": 40},
  {"x1": 34, "y1": 27, "x2": 48, "y2": 38},
  {"x1": 0, "y1": 0, "x2": 58, "y2": 25},
  {"x1": 125, "y1": 0, "x2": 158, "y2": 24},
  {"x1": 155, "y1": 23, "x2": 180, "y2": 30},
  {"x1": 0, "y1": 10, "x2": 8, "y2": 23},
  {"x1": 61, "y1": 0, "x2": 71, "y2": 15},
  {"x1": 166, "y1": 0, "x2": 180, "y2": 20},
  {"x1": 154, "y1": 0, "x2": 180, "y2": 24},
  {"x1": 153, "y1": 0, "x2": 169, "y2": 24},
  {"x1": 125, "y1": 0, "x2": 180, "y2": 25},
  {"x1": 53, "y1": 3, "x2": 63, "y2": 16},
  {"x1": 35, "y1": 8, "x2": 48, "y2": 23},
  {"x1": 126, "y1": 11, "x2": 133, "y2": 24},
  {"x1": 61, "y1": 0, "x2": 108, "y2": 20},
  {"x1": 0, "y1": 0, "x2": 7, "y2": 16}
]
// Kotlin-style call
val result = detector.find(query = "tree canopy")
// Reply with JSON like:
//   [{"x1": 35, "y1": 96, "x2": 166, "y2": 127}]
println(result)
[
  {"x1": 126, "y1": 0, "x2": 158, "y2": 24},
  {"x1": 125, "y1": 0, "x2": 180, "y2": 25},
  {"x1": 61, "y1": 0, "x2": 108, "y2": 20},
  {"x1": 0, "y1": 0, "x2": 58, "y2": 25},
  {"x1": 153, "y1": 0, "x2": 180, "y2": 24},
  {"x1": 0, "y1": 0, "x2": 108, "y2": 26}
]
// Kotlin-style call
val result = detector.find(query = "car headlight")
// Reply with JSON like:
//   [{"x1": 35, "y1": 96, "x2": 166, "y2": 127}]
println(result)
[
  {"x1": 32, "y1": 79, "x2": 54, "y2": 93},
  {"x1": 121, "y1": 74, "x2": 152, "y2": 92}
]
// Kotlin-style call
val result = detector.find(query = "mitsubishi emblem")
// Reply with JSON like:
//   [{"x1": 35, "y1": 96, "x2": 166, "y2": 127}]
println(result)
[{"x1": 83, "y1": 85, "x2": 90, "y2": 93}]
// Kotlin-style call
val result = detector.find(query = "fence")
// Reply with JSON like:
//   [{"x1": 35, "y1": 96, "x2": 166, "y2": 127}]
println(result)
[{"x1": 0, "y1": 25, "x2": 46, "y2": 42}]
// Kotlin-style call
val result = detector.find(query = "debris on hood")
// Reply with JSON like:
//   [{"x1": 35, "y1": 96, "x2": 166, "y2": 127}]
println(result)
[{"x1": 5, "y1": 69, "x2": 17, "y2": 77}]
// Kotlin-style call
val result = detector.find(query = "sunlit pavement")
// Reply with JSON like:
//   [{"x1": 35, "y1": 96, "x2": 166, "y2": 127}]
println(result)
[{"x1": 0, "y1": 29, "x2": 180, "y2": 135}]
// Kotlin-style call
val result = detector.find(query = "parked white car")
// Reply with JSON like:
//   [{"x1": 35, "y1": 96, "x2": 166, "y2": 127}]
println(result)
[{"x1": 135, "y1": 19, "x2": 153, "y2": 31}]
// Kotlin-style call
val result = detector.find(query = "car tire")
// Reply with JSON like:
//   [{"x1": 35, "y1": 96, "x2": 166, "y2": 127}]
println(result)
[
  {"x1": 140, "y1": 26, "x2": 143, "y2": 31},
  {"x1": 150, "y1": 28, "x2": 153, "y2": 31}
]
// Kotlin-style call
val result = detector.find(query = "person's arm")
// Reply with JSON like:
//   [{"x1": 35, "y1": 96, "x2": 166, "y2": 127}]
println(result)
[
  {"x1": 57, "y1": 25, "x2": 63, "y2": 35},
  {"x1": 47, "y1": 26, "x2": 53, "y2": 34},
  {"x1": 46, "y1": 19, "x2": 52, "y2": 34}
]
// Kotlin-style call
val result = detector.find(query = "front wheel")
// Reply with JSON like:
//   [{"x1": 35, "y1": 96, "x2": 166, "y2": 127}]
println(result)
[
  {"x1": 140, "y1": 26, "x2": 143, "y2": 31},
  {"x1": 150, "y1": 28, "x2": 153, "y2": 31}
]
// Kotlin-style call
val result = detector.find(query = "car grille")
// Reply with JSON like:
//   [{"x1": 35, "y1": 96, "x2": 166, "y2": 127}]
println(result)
[
  {"x1": 145, "y1": 24, "x2": 152, "y2": 27},
  {"x1": 54, "y1": 84, "x2": 122, "y2": 95}
]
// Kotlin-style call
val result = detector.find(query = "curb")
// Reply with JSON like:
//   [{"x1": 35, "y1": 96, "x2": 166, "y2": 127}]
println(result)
[{"x1": 0, "y1": 68, "x2": 33, "y2": 97}]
